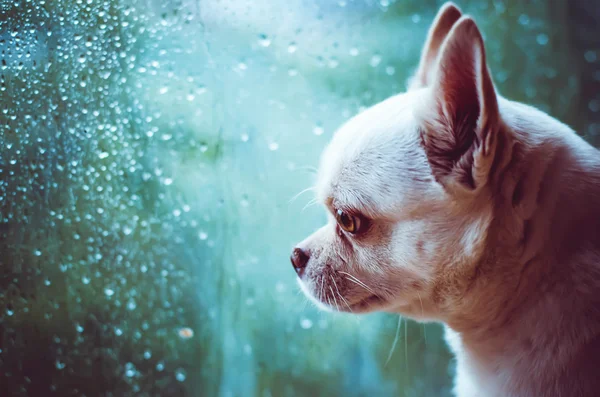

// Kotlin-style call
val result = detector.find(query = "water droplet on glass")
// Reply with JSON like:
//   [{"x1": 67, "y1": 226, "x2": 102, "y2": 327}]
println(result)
[
  {"x1": 125, "y1": 362, "x2": 136, "y2": 377},
  {"x1": 104, "y1": 288, "x2": 115, "y2": 297},
  {"x1": 98, "y1": 152, "x2": 109, "y2": 159},
  {"x1": 349, "y1": 47, "x2": 359, "y2": 56},
  {"x1": 584, "y1": 51, "x2": 597, "y2": 63},
  {"x1": 313, "y1": 124, "x2": 324, "y2": 136},
  {"x1": 275, "y1": 282, "x2": 286, "y2": 293},
  {"x1": 127, "y1": 299, "x2": 137, "y2": 311},
  {"x1": 536, "y1": 34, "x2": 549, "y2": 46},
  {"x1": 143, "y1": 350, "x2": 152, "y2": 359},
  {"x1": 300, "y1": 318, "x2": 313, "y2": 329},
  {"x1": 288, "y1": 42, "x2": 297, "y2": 53},
  {"x1": 268, "y1": 142, "x2": 279, "y2": 151},
  {"x1": 55, "y1": 360, "x2": 66, "y2": 370},
  {"x1": 34, "y1": 249, "x2": 42, "y2": 256},
  {"x1": 199, "y1": 231, "x2": 208, "y2": 240},
  {"x1": 175, "y1": 368, "x2": 187, "y2": 382},
  {"x1": 258, "y1": 33, "x2": 271, "y2": 47},
  {"x1": 82, "y1": 276, "x2": 91, "y2": 285},
  {"x1": 369, "y1": 54, "x2": 382, "y2": 68},
  {"x1": 159, "y1": 87, "x2": 168, "y2": 94},
  {"x1": 156, "y1": 361, "x2": 165, "y2": 371},
  {"x1": 178, "y1": 327, "x2": 194, "y2": 339},
  {"x1": 163, "y1": 178, "x2": 173, "y2": 186}
]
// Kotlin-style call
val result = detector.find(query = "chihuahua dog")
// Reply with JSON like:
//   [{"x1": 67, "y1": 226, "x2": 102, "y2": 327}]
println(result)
[{"x1": 291, "y1": 3, "x2": 600, "y2": 396}]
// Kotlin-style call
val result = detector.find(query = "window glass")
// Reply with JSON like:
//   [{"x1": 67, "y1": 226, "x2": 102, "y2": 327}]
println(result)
[{"x1": 1, "y1": 0, "x2": 597, "y2": 395}]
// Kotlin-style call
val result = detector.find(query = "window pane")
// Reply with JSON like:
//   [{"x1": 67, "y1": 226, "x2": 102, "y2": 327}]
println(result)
[{"x1": 1, "y1": 0, "x2": 597, "y2": 396}]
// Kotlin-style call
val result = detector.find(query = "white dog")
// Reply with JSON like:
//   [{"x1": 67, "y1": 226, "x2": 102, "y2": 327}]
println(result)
[{"x1": 291, "y1": 3, "x2": 600, "y2": 396}]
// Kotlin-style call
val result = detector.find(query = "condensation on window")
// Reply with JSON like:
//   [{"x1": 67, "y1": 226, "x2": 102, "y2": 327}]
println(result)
[{"x1": 0, "y1": 0, "x2": 597, "y2": 396}]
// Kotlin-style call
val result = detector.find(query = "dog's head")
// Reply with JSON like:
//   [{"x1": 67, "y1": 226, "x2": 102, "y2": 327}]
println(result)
[{"x1": 292, "y1": 3, "x2": 503, "y2": 320}]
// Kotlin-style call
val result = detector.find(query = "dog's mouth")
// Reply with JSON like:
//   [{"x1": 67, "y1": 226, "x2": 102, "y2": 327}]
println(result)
[
  {"x1": 341, "y1": 294, "x2": 385, "y2": 313},
  {"x1": 296, "y1": 270, "x2": 387, "y2": 314}
]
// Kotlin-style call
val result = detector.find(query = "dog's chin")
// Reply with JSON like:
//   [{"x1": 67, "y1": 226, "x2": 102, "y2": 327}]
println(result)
[
  {"x1": 296, "y1": 278, "x2": 386, "y2": 314},
  {"x1": 297, "y1": 278, "x2": 334, "y2": 312},
  {"x1": 343, "y1": 294, "x2": 387, "y2": 314}
]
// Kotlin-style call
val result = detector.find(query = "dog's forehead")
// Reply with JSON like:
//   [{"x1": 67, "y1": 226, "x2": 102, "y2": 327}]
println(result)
[{"x1": 316, "y1": 89, "x2": 435, "y2": 218}]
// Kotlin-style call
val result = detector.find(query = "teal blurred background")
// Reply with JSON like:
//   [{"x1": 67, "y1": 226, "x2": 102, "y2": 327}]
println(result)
[{"x1": 0, "y1": 0, "x2": 598, "y2": 396}]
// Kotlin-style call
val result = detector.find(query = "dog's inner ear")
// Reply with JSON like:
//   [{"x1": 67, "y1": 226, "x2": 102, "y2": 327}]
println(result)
[
  {"x1": 418, "y1": 16, "x2": 499, "y2": 191},
  {"x1": 409, "y1": 2, "x2": 462, "y2": 90}
]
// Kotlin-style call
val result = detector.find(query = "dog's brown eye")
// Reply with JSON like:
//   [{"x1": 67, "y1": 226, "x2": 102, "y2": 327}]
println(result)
[{"x1": 336, "y1": 209, "x2": 360, "y2": 234}]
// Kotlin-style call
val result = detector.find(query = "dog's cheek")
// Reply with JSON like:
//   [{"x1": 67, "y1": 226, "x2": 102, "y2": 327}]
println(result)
[{"x1": 390, "y1": 221, "x2": 438, "y2": 274}]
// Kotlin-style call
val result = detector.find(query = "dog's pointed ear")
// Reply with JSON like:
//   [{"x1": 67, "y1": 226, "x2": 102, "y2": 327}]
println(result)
[
  {"x1": 418, "y1": 16, "x2": 500, "y2": 192},
  {"x1": 408, "y1": 2, "x2": 462, "y2": 90}
]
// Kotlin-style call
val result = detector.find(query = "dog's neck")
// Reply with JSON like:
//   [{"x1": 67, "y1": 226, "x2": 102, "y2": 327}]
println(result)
[{"x1": 445, "y1": 97, "x2": 600, "y2": 366}]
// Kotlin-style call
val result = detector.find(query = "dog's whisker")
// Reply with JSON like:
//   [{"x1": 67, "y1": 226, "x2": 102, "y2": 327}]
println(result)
[
  {"x1": 322, "y1": 276, "x2": 332, "y2": 308},
  {"x1": 288, "y1": 186, "x2": 315, "y2": 204},
  {"x1": 338, "y1": 271, "x2": 377, "y2": 295},
  {"x1": 302, "y1": 298, "x2": 309, "y2": 310},
  {"x1": 329, "y1": 286, "x2": 341, "y2": 311},
  {"x1": 404, "y1": 316, "x2": 409, "y2": 375},
  {"x1": 418, "y1": 292, "x2": 427, "y2": 345},
  {"x1": 292, "y1": 165, "x2": 318, "y2": 174},
  {"x1": 331, "y1": 276, "x2": 354, "y2": 314},
  {"x1": 333, "y1": 287, "x2": 359, "y2": 324},
  {"x1": 301, "y1": 198, "x2": 319, "y2": 213},
  {"x1": 319, "y1": 275, "x2": 326, "y2": 302},
  {"x1": 385, "y1": 315, "x2": 403, "y2": 367},
  {"x1": 330, "y1": 276, "x2": 346, "y2": 306},
  {"x1": 338, "y1": 293, "x2": 353, "y2": 314},
  {"x1": 342, "y1": 276, "x2": 376, "y2": 296},
  {"x1": 338, "y1": 271, "x2": 375, "y2": 291}
]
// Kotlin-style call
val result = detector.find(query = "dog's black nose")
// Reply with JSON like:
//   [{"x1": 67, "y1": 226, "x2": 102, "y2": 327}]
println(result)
[{"x1": 291, "y1": 247, "x2": 309, "y2": 277}]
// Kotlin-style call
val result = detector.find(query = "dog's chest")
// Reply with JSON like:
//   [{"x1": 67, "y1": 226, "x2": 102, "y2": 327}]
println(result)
[
  {"x1": 444, "y1": 326, "x2": 543, "y2": 397},
  {"x1": 445, "y1": 327, "x2": 497, "y2": 397}
]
